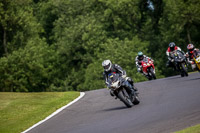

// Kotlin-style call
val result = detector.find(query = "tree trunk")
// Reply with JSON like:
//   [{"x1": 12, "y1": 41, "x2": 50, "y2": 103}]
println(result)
[
  {"x1": 3, "y1": 28, "x2": 8, "y2": 57},
  {"x1": 187, "y1": 25, "x2": 192, "y2": 44}
]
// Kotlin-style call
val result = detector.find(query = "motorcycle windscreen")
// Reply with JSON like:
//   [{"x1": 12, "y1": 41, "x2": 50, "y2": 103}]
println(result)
[{"x1": 108, "y1": 73, "x2": 120, "y2": 84}]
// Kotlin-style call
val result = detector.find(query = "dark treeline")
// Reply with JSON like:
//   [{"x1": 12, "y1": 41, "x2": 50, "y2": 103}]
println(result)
[{"x1": 0, "y1": 0, "x2": 200, "y2": 92}]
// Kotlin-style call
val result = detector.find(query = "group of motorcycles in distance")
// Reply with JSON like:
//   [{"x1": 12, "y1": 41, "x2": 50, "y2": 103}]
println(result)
[
  {"x1": 107, "y1": 49, "x2": 200, "y2": 108},
  {"x1": 141, "y1": 50, "x2": 200, "y2": 80}
]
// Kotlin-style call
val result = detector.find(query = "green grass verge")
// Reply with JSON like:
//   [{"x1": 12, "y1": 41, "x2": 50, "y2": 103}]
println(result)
[
  {"x1": 0, "y1": 92, "x2": 80, "y2": 133},
  {"x1": 175, "y1": 124, "x2": 200, "y2": 133}
]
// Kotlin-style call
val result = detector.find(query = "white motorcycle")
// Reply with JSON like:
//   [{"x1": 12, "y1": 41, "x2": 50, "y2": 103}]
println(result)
[{"x1": 108, "y1": 73, "x2": 140, "y2": 108}]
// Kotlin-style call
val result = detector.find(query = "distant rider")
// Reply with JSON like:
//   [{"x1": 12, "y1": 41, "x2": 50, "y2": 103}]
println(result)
[
  {"x1": 166, "y1": 42, "x2": 184, "y2": 69},
  {"x1": 102, "y1": 60, "x2": 137, "y2": 96},
  {"x1": 135, "y1": 51, "x2": 154, "y2": 76},
  {"x1": 185, "y1": 44, "x2": 200, "y2": 70}
]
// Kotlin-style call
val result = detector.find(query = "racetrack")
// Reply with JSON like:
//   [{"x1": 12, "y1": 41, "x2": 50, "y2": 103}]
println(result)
[{"x1": 27, "y1": 72, "x2": 200, "y2": 133}]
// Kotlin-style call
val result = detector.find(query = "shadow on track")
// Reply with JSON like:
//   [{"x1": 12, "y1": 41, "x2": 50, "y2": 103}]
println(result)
[
  {"x1": 185, "y1": 77, "x2": 200, "y2": 81},
  {"x1": 165, "y1": 76, "x2": 182, "y2": 80},
  {"x1": 102, "y1": 106, "x2": 128, "y2": 112}
]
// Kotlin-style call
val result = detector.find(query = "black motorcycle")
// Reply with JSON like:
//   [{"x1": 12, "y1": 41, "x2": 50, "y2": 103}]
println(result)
[
  {"x1": 107, "y1": 73, "x2": 140, "y2": 108},
  {"x1": 171, "y1": 50, "x2": 188, "y2": 77}
]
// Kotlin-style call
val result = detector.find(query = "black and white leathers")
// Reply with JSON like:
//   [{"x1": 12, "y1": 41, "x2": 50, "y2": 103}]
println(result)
[{"x1": 103, "y1": 64, "x2": 137, "y2": 92}]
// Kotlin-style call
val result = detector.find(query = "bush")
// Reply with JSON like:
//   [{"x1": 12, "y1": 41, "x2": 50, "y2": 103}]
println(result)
[{"x1": 0, "y1": 40, "x2": 59, "y2": 92}]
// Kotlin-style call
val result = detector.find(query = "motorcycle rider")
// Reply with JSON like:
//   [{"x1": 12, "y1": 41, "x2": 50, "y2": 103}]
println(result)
[
  {"x1": 185, "y1": 44, "x2": 200, "y2": 70},
  {"x1": 102, "y1": 60, "x2": 138, "y2": 96},
  {"x1": 166, "y1": 42, "x2": 184, "y2": 69},
  {"x1": 135, "y1": 51, "x2": 154, "y2": 77}
]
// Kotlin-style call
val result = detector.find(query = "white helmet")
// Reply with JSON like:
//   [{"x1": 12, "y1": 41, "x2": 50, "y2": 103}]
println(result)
[
  {"x1": 187, "y1": 44, "x2": 194, "y2": 51},
  {"x1": 102, "y1": 60, "x2": 112, "y2": 72}
]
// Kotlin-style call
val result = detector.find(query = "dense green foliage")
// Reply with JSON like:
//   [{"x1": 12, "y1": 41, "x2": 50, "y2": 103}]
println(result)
[{"x1": 0, "y1": 0, "x2": 200, "y2": 92}]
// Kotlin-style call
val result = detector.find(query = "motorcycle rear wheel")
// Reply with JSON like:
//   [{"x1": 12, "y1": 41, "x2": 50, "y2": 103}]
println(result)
[{"x1": 132, "y1": 93, "x2": 140, "y2": 105}]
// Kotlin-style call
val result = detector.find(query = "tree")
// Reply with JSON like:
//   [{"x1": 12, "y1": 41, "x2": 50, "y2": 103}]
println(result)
[
  {"x1": 0, "y1": 0, "x2": 43, "y2": 57},
  {"x1": 160, "y1": 0, "x2": 200, "y2": 45}
]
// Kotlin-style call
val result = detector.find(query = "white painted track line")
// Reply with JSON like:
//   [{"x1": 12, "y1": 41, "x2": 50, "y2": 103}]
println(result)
[{"x1": 22, "y1": 92, "x2": 85, "y2": 133}]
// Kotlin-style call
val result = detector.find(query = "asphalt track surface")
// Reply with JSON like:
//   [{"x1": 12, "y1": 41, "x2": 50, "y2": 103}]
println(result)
[{"x1": 27, "y1": 72, "x2": 200, "y2": 133}]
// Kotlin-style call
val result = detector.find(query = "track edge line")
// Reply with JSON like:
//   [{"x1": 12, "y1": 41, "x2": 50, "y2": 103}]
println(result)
[{"x1": 22, "y1": 92, "x2": 85, "y2": 133}]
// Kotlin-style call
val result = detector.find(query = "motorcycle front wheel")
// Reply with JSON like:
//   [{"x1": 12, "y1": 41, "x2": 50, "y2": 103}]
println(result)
[
  {"x1": 150, "y1": 68, "x2": 156, "y2": 79},
  {"x1": 181, "y1": 63, "x2": 188, "y2": 77},
  {"x1": 117, "y1": 88, "x2": 133, "y2": 108}
]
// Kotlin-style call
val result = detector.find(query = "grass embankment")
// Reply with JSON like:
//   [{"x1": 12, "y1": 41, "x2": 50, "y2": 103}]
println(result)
[
  {"x1": 175, "y1": 124, "x2": 200, "y2": 133},
  {"x1": 0, "y1": 92, "x2": 80, "y2": 133}
]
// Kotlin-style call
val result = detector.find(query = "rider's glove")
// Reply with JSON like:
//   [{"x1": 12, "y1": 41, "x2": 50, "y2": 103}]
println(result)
[
  {"x1": 137, "y1": 68, "x2": 141, "y2": 72},
  {"x1": 107, "y1": 84, "x2": 111, "y2": 89},
  {"x1": 189, "y1": 61, "x2": 193, "y2": 64},
  {"x1": 122, "y1": 75, "x2": 126, "y2": 79}
]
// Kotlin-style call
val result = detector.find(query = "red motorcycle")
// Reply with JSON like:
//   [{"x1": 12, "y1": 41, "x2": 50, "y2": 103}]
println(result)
[{"x1": 140, "y1": 58, "x2": 156, "y2": 80}]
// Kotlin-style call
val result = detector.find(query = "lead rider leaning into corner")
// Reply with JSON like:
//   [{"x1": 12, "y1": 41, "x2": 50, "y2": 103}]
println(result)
[{"x1": 102, "y1": 59, "x2": 138, "y2": 96}]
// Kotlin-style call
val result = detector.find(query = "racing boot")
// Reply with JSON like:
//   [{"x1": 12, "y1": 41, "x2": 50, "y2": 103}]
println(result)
[
  {"x1": 127, "y1": 77, "x2": 138, "y2": 92},
  {"x1": 132, "y1": 84, "x2": 138, "y2": 92}
]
